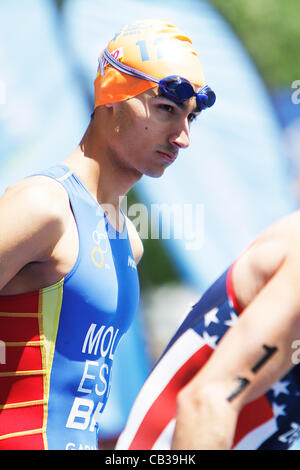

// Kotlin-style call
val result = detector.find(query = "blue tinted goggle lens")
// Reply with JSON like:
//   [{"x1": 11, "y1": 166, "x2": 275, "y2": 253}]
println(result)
[{"x1": 159, "y1": 76, "x2": 216, "y2": 111}]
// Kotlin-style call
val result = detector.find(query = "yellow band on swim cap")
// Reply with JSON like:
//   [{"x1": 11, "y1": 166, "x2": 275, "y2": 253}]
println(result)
[{"x1": 94, "y1": 19, "x2": 205, "y2": 108}]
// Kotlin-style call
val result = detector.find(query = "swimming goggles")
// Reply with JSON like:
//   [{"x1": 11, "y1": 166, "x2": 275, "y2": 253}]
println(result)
[{"x1": 100, "y1": 48, "x2": 216, "y2": 111}]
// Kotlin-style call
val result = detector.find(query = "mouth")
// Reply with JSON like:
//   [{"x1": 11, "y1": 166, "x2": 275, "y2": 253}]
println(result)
[{"x1": 156, "y1": 150, "x2": 177, "y2": 164}]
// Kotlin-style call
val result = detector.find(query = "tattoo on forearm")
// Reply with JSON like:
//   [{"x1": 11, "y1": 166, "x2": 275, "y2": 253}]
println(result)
[
  {"x1": 226, "y1": 344, "x2": 278, "y2": 402},
  {"x1": 251, "y1": 345, "x2": 278, "y2": 373},
  {"x1": 227, "y1": 377, "x2": 250, "y2": 402}
]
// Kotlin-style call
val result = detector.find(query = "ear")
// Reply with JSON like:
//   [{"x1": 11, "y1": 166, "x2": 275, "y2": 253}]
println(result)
[{"x1": 103, "y1": 102, "x2": 114, "y2": 109}]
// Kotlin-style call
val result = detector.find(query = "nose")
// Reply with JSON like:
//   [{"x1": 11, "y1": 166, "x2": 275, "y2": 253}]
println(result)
[{"x1": 168, "y1": 119, "x2": 190, "y2": 149}]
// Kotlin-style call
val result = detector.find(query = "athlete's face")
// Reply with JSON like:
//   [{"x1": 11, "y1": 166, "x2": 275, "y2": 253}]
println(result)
[{"x1": 104, "y1": 88, "x2": 200, "y2": 178}]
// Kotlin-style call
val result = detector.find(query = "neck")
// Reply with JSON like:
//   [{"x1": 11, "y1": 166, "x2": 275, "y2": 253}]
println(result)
[{"x1": 61, "y1": 115, "x2": 142, "y2": 211}]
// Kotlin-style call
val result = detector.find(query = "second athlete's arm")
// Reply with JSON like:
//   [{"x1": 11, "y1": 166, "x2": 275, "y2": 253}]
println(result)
[{"x1": 172, "y1": 232, "x2": 300, "y2": 449}]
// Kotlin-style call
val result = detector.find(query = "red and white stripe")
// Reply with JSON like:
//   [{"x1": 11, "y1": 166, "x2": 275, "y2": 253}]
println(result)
[{"x1": 116, "y1": 328, "x2": 214, "y2": 450}]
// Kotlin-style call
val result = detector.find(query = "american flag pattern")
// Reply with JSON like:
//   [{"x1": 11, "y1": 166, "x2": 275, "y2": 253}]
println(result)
[{"x1": 116, "y1": 265, "x2": 300, "y2": 450}]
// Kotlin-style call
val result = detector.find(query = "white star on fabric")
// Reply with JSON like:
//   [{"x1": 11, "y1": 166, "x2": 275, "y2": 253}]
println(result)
[
  {"x1": 204, "y1": 308, "x2": 219, "y2": 327},
  {"x1": 271, "y1": 381, "x2": 290, "y2": 398},
  {"x1": 224, "y1": 312, "x2": 239, "y2": 328},
  {"x1": 273, "y1": 403, "x2": 287, "y2": 419},
  {"x1": 201, "y1": 331, "x2": 219, "y2": 349}
]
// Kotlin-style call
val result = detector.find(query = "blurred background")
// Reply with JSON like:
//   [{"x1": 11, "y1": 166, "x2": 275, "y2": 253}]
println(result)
[{"x1": 0, "y1": 0, "x2": 299, "y2": 449}]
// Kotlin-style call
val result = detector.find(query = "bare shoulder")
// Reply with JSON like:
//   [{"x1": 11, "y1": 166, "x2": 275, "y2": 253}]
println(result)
[
  {"x1": 233, "y1": 210, "x2": 300, "y2": 309},
  {"x1": 0, "y1": 175, "x2": 72, "y2": 290},
  {"x1": 3, "y1": 175, "x2": 69, "y2": 212},
  {"x1": 125, "y1": 215, "x2": 144, "y2": 264},
  {"x1": 0, "y1": 175, "x2": 71, "y2": 261}
]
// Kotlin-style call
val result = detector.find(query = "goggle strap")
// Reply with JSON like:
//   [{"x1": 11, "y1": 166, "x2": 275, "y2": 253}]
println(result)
[
  {"x1": 103, "y1": 49, "x2": 159, "y2": 84},
  {"x1": 98, "y1": 55, "x2": 105, "y2": 76},
  {"x1": 99, "y1": 49, "x2": 215, "y2": 108}
]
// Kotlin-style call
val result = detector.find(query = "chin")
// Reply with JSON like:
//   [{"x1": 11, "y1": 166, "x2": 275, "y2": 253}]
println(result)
[
  {"x1": 145, "y1": 171, "x2": 165, "y2": 179},
  {"x1": 143, "y1": 166, "x2": 166, "y2": 178}
]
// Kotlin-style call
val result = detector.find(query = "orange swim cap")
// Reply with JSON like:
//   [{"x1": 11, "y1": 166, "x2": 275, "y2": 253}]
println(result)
[{"x1": 94, "y1": 19, "x2": 206, "y2": 108}]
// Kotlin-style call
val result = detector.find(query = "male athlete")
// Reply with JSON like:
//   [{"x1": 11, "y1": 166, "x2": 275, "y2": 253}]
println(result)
[
  {"x1": 0, "y1": 20, "x2": 215, "y2": 449},
  {"x1": 116, "y1": 211, "x2": 300, "y2": 450}
]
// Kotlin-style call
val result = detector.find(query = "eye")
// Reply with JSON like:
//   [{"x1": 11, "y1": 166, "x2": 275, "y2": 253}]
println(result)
[
  {"x1": 188, "y1": 113, "x2": 199, "y2": 123},
  {"x1": 159, "y1": 104, "x2": 174, "y2": 113}
]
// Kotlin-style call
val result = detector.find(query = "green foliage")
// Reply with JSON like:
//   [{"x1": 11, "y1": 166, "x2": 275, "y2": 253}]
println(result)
[
  {"x1": 209, "y1": 0, "x2": 300, "y2": 89},
  {"x1": 126, "y1": 189, "x2": 180, "y2": 291},
  {"x1": 138, "y1": 237, "x2": 180, "y2": 290}
]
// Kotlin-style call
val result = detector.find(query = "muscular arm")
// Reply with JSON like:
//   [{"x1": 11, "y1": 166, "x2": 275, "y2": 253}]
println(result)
[
  {"x1": 172, "y1": 226, "x2": 300, "y2": 449},
  {"x1": 0, "y1": 177, "x2": 68, "y2": 292}
]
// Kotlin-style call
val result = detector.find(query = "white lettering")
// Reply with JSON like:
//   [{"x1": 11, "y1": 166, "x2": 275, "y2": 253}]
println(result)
[
  {"x1": 82, "y1": 324, "x2": 119, "y2": 359},
  {"x1": 66, "y1": 397, "x2": 94, "y2": 430},
  {"x1": 77, "y1": 360, "x2": 98, "y2": 393},
  {"x1": 106, "y1": 455, "x2": 140, "y2": 467},
  {"x1": 100, "y1": 327, "x2": 114, "y2": 357},
  {"x1": 109, "y1": 329, "x2": 119, "y2": 360},
  {"x1": 89, "y1": 401, "x2": 104, "y2": 432},
  {"x1": 82, "y1": 324, "x2": 105, "y2": 355},
  {"x1": 66, "y1": 442, "x2": 76, "y2": 450},
  {"x1": 67, "y1": 323, "x2": 120, "y2": 434},
  {"x1": 66, "y1": 441, "x2": 96, "y2": 450},
  {"x1": 95, "y1": 363, "x2": 109, "y2": 396},
  {"x1": 128, "y1": 256, "x2": 137, "y2": 270}
]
